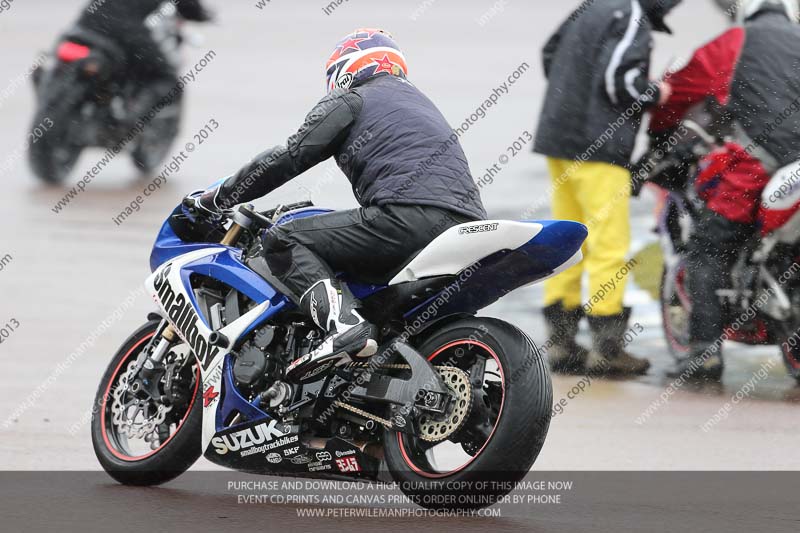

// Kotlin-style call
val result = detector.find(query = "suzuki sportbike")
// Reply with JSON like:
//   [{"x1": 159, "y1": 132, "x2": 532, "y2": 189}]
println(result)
[
  {"x1": 29, "y1": 2, "x2": 187, "y2": 183},
  {"x1": 638, "y1": 120, "x2": 800, "y2": 384},
  {"x1": 90, "y1": 197, "x2": 587, "y2": 509}
]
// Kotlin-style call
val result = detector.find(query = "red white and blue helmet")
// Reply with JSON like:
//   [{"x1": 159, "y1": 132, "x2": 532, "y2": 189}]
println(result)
[{"x1": 325, "y1": 28, "x2": 408, "y2": 93}]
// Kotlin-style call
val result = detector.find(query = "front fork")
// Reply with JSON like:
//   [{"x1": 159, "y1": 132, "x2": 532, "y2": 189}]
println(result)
[
  {"x1": 132, "y1": 319, "x2": 177, "y2": 403},
  {"x1": 134, "y1": 217, "x2": 247, "y2": 398}
]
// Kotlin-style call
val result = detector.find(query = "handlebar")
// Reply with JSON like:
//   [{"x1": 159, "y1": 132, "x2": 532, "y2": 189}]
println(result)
[
  {"x1": 179, "y1": 197, "x2": 316, "y2": 249},
  {"x1": 216, "y1": 201, "x2": 316, "y2": 248}
]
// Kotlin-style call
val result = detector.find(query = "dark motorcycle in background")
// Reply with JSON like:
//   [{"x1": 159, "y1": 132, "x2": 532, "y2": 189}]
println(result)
[
  {"x1": 635, "y1": 119, "x2": 800, "y2": 384},
  {"x1": 28, "y1": 2, "x2": 187, "y2": 183}
]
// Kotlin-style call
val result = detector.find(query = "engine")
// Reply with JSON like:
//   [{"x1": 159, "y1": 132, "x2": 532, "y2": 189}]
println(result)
[{"x1": 232, "y1": 327, "x2": 283, "y2": 399}]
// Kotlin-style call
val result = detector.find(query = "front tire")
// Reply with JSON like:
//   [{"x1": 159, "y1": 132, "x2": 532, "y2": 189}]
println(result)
[
  {"x1": 384, "y1": 317, "x2": 552, "y2": 510},
  {"x1": 661, "y1": 261, "x2": 692, "y2": 360},
  {"x1": 779, "y1": 335, "x2": 800, "y2": 385},
  {"x1": 28, "y1": 64, "x2": 85, "y2": 184},
  {"x1": 130, "y1": 88, "x2": 182, "y2": 173},
  {"x1": 131, "y1": 111, "x2": 180, "y2": 173},
  {"x1": 28, "y1": 109, "x2": 83, "y2": 184},
  {"x1": 91, "y1": 319, "x2": 202, "y2": 485}
]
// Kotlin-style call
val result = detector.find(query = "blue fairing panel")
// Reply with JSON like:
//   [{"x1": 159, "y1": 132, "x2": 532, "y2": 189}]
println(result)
[
  {"x1": 151, "y1": 206, "x2": 335, "y2": 273},
  {"x1": 517, "y1": 219, "x2": 587, "y2": 274},
  {"x1": 150, "y1": 219, "x2": 215, "y2": 272},
  {"x1": 178, "y1": 248, "x2": 283, "y2": 305},
  {"x1": 217, "y1": 354, "x2": 271, "y2": 432}
]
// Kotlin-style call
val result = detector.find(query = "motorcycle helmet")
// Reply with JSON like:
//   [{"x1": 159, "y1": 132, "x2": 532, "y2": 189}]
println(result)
[
  {"x1": 713, "y1": 0, "x2": 799, "y2": 22},
  {"x1": 325, "y1": 28, "x2": 408, "y2": 93}
]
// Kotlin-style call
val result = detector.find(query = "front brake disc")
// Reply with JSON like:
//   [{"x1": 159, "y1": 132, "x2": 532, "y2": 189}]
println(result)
[{"x1": 111, "y1": 361, "x2": 172, "y2": 440}]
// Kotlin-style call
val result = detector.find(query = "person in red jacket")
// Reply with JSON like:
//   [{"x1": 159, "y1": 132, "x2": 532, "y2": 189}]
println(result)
[{"x1": 649, "y1": 0, "x2": 800, "y2": 379}]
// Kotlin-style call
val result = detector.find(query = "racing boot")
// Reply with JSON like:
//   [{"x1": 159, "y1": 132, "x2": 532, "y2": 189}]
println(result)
[
  {"x1": 585, "y1": 308, "x2": 650, "y2": 376},
  {"x1": 666, "y1": 342, "x2": 724, "y2": 382},
  {"x1": 542, "y1": 303, "x2": 589, "y2": 374},
  {"x1": 286, "y1": 279, "x2": 378, "y2": 382}
]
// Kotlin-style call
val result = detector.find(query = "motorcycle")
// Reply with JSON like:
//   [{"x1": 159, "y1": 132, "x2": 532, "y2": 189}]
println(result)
[
  {"x1": 28, "y1": 2, "x2": 186, "y2": 183},
  {"x1": 90, "y1": 195, "x2": 587, "y2": 509},
  {"x1": 637, "y1": 120, "x2": 800, "y2": 384}
]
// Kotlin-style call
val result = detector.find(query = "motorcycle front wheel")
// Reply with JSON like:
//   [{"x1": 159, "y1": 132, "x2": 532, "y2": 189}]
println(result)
[
  {"x1": 661, "y1": 261, "x2": 692, "y2": 360},
  {"x1": 91, "y1": 319, "x2": 202, "y2": 485},
  {"x1": 28, "y1": 63, "x2": 86, "y2": 184},
  {"x1": 383, "y1": 317, "x2": 552, "y2": 510},
  {"x1": 131, "y1": 92, "x2": 182, "y2": 173},
  {"x1": 779, "y1": 334, "x2": 800, "y2": 385},
  {"x1": 28, "y1": 109, "x2": 83, "y2": 184}
]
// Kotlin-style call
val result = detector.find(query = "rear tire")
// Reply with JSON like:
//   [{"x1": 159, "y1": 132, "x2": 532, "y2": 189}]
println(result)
[
  {"x1": 91, "y1": 320, "x2": 202, "y2": 486},
  {"x1": 384, "y1": 317, "x2": 552, "y2": 510}
]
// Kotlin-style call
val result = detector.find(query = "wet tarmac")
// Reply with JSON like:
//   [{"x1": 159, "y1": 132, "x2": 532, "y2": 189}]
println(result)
[{"x1": 0, "y1": 1, "x2": 798, "y2": 530}]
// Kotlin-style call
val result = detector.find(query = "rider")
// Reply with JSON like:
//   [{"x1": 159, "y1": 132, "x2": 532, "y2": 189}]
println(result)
[
  {"x1": 648, "y1": 0, "x2": 800, "y2": 379},
  {"x1": 75, "y1": 0, "x2": 212, "y2": 99},
  {"x1": 185, "y1": 29, "x2": 486, "y2": 369}
]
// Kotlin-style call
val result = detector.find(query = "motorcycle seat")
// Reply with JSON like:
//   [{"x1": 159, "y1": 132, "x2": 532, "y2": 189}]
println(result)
[{"x1": 388, "y1": 220, "x2": 547, "y2": 285}]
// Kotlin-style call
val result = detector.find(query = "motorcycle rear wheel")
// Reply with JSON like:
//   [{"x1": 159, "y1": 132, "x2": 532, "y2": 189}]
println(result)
[
  {"x1": 383, "y1": 317, "x2": 552, "y2": 510},
  {"x1": 91, "y1": 319, "x2": 202, "y2": 485}
]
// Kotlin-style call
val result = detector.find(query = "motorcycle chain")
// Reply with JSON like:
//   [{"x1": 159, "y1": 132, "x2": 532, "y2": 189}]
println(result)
[{"x1": 334, "y1": 364, "x2": 472, "y2": 443}]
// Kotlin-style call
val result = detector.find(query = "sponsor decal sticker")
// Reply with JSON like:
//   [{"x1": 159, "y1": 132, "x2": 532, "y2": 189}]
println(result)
[
  {"x1": 202, "y1": 385, "x2": 220, "y2": 408},
  {"x1": 283, "y1": 446, "x2": 300, "y2": 457},
  {"x1": 153, "y1": 264, "x2": 220, "y2": 369},
  {"x1": 266, "y1": 453, "x2": 282, "y2": 464},
  {"x1": 210, "y1": 420, "x2": 291, "y2": 456},
  {"x1": 335, "y1": 449, "x2": 356, "y2": 458},
  {"x1": 458, "y1": 222, "x2": 499, "y2": 235},
  {"x1": 316, "y1": 451, "x2": 332, "y2": 462},
  {"x1": 335, "y1": 456, "x2": 361, "y2": 473},
  {"x1": 307, "y1": 460, "x2": 333, "y2": 472},
  {"x1": 290, "y1": 455, "x2": 312, "y2": 465}
]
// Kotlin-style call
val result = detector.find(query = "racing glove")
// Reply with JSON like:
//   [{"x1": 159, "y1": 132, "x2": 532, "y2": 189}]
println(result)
[{"x1": 183, "y1": 187, "x2": 223, "y2": 219}]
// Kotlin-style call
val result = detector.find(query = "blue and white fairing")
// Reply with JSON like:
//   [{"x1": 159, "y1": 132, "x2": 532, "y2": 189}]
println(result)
[{"x1": 144, "y1": 206, "x2": 587, "y2": 457}]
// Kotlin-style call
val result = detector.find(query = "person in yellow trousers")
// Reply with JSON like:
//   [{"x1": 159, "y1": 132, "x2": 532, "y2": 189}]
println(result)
[{"x1": 533, "y1": 0, "x2": 679, "y2": 376}]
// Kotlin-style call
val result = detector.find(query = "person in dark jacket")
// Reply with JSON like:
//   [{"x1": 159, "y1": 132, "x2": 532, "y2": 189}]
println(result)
[
  {"x1": 185, "y1": 28, "x2": 486, "y2": 370},
  {"x1": 534, "y1": 0, "x2": 681, "y2": 376},
  {"x1": 75, "y1": 0, "x2": 212, "y2": 91},
  {"x1": 649, "y1": 0, "x2": 800, "y2": 380}
]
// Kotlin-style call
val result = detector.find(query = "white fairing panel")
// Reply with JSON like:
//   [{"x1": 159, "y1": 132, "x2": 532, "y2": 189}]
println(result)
[
  {"x1": 389, "y1": 220, "x2": 543, "y2": 285},
  {"x1": 145, "y1": 247, "x2": 272, "y2": 451},
  {"x1": 762, "y1": 161, "x2": 800, "y2": 211}
]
